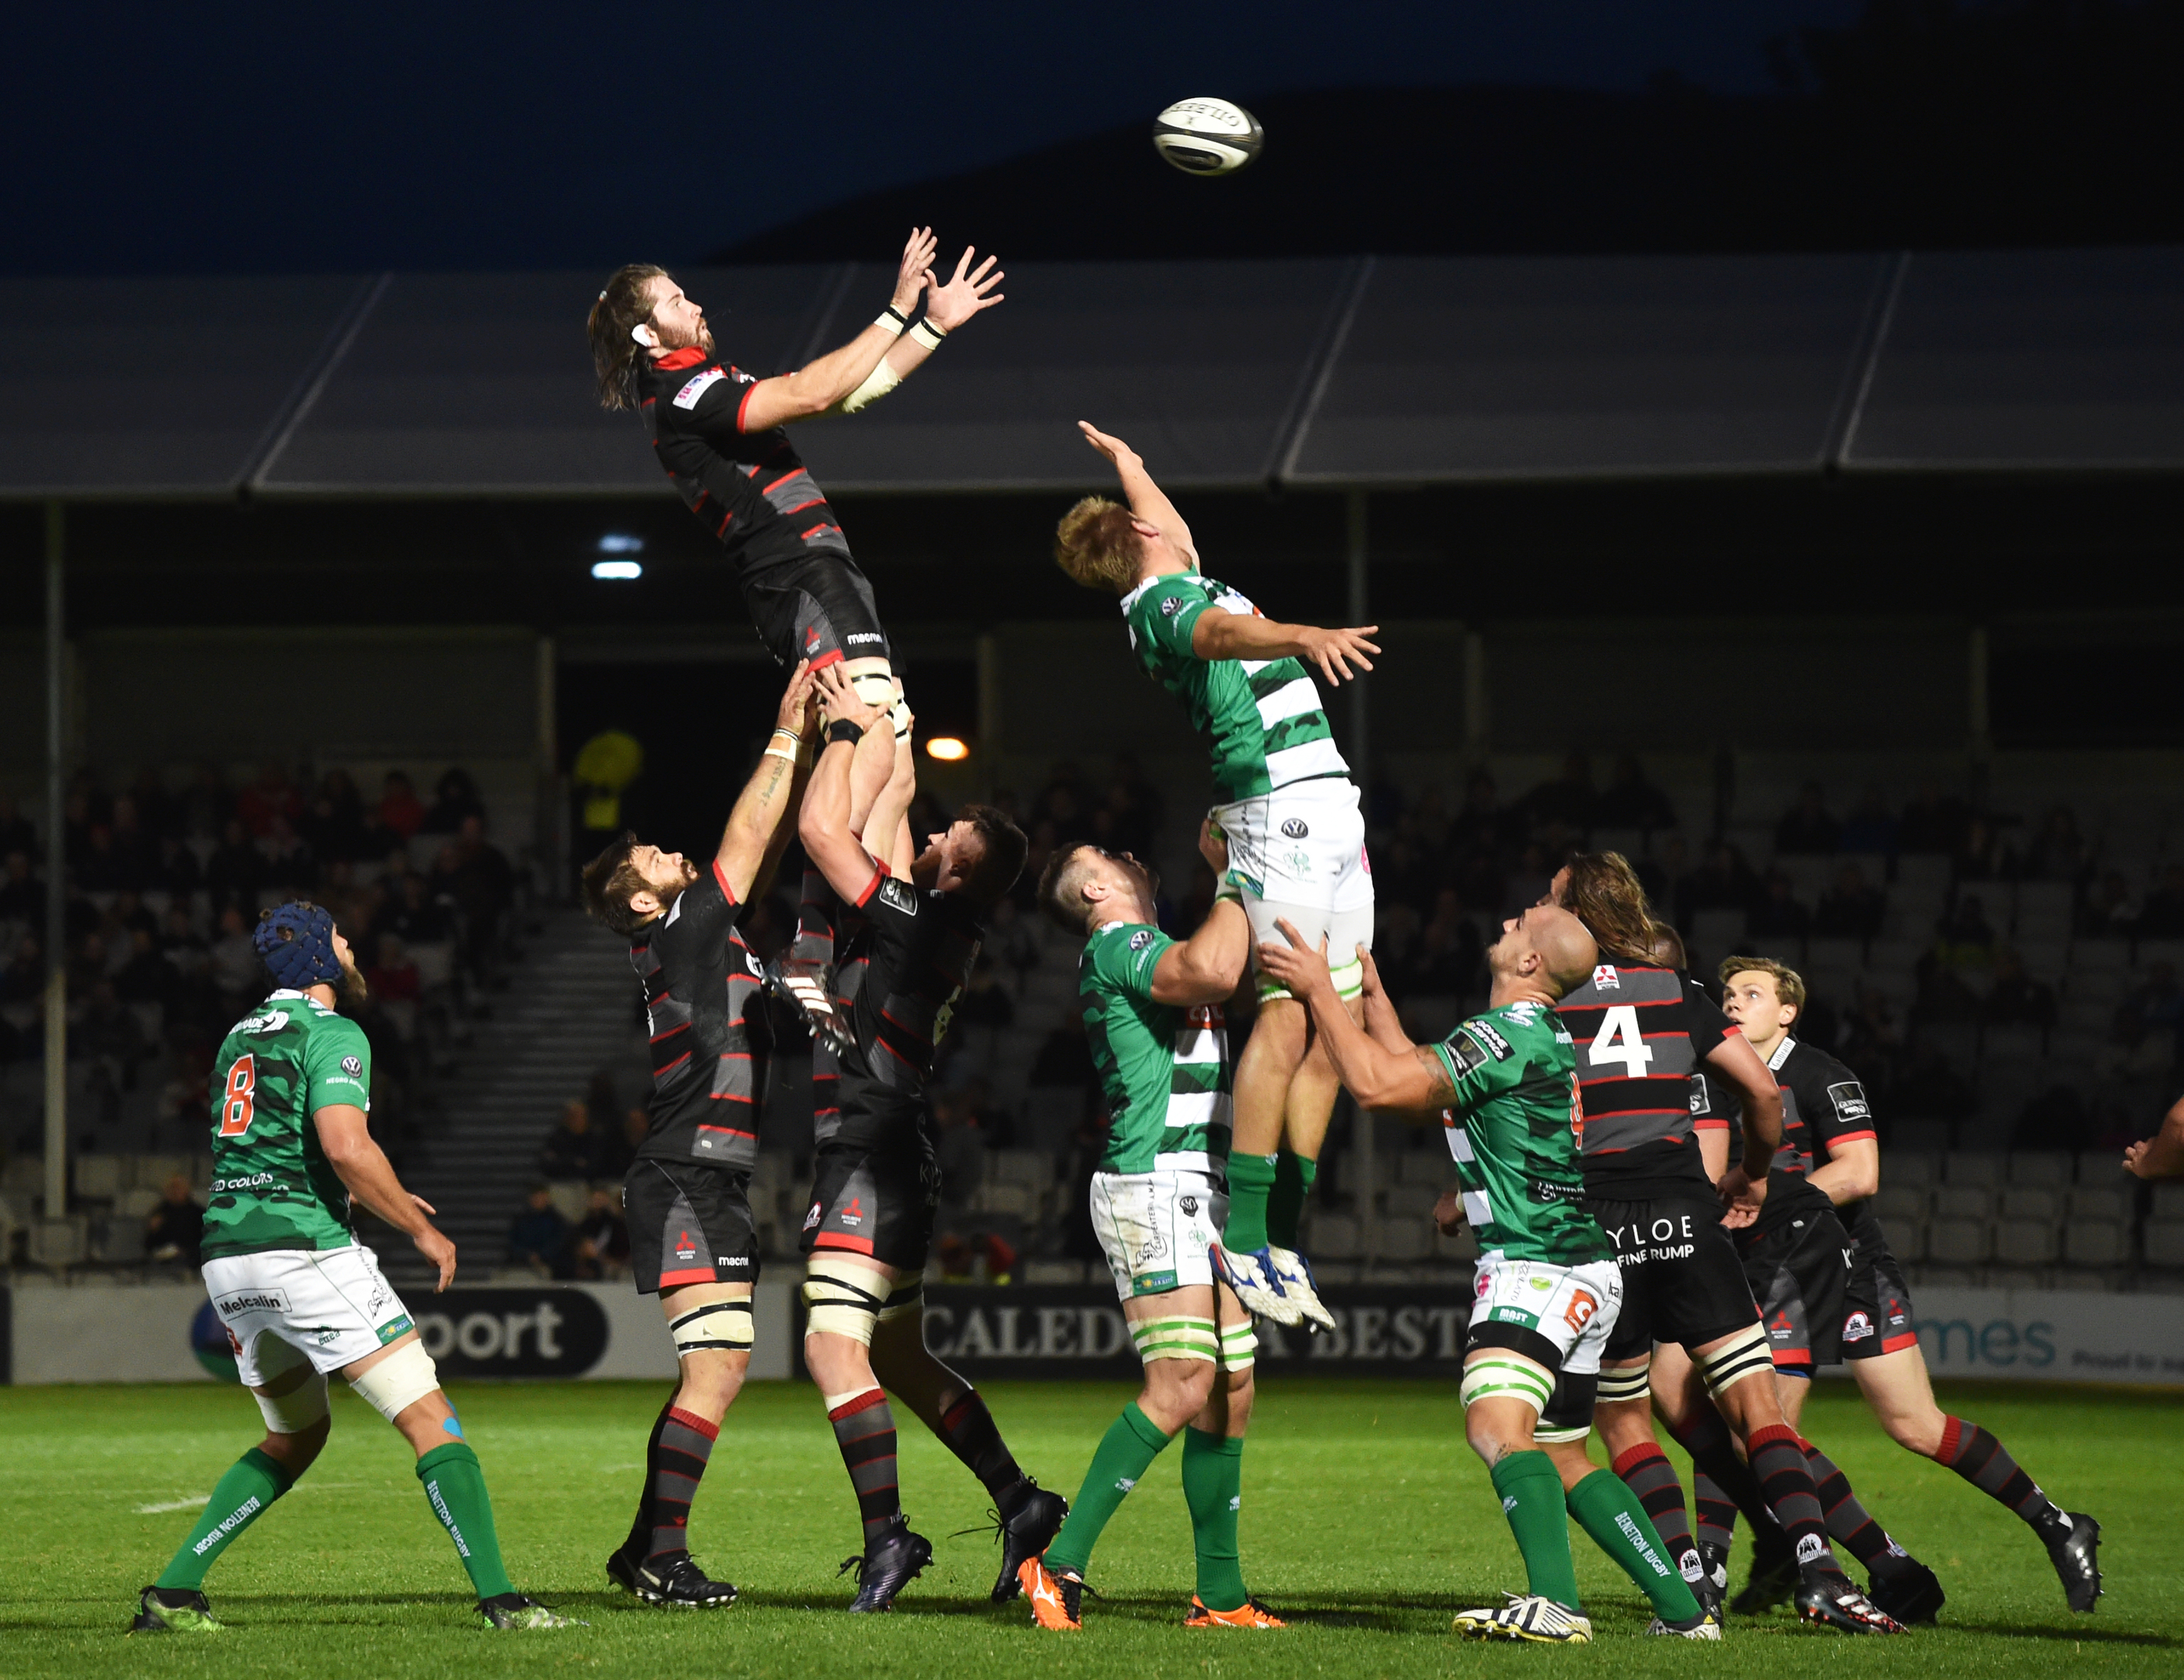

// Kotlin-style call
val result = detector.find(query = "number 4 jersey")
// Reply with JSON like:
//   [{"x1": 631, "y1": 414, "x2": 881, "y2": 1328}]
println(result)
[{"x1": 200, "y1": 989, "x2": 371, "y2": 1259}]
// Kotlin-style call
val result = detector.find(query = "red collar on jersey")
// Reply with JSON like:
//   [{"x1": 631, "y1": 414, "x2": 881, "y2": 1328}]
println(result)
[{"x1": 653, "y1": 345, "x2": 709, "y2": 371}]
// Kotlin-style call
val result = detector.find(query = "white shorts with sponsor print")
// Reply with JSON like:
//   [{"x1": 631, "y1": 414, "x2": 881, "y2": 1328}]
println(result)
[
  {"x1": 1213, "y1": 779, "x2": 1374, "y2": 996},
  {"x1": 1089, "y1": 1167, "x2": 1228, "y2": 1301},
  {"x1": 1469, "y1": 1253, "x2": 1624, "y2": 1376},
  {"x1": 201, "y1": 1244, "x2": 416, "y2": 1384}
]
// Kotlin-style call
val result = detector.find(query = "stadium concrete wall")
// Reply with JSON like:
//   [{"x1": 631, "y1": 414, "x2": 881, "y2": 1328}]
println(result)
[{"x1": 2, "y1": 1279, "x2": 793, "y2": 1385}]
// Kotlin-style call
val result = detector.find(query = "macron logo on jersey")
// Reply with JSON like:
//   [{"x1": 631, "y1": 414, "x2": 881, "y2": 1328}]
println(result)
[{"x1": 672, "y1": 368, "x2": 728, "y2": 409}]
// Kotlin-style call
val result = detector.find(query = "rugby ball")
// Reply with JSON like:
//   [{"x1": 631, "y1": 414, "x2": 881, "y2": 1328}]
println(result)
[{"x1": 1152, "y1": 97, "x2": 1262, "y2": 177}]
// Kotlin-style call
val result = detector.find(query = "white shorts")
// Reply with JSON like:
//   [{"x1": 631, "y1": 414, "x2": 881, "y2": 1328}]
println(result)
[
  {"x1": 201, "y1": 1244, "x2": 416, "y2": 1386},
  {"x1": 1089, "y1": 1167, "x2": 1227, "y2": 1301},
  {"x1": 1469, "y1": 1254, "x2": 1624, "y2": 1377},
  {"x1": 1213, "y1": 779, "x2": 1374, "y2": 998}
]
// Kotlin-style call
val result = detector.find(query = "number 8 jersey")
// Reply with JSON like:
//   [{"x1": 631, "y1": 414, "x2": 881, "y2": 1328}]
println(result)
[
  {"x1": 1553, "y1": 961, "x2": 1738, "y2": 1202},
  {"x1": 200, "y1": 988, "x2": 373, "y2": 1260}
]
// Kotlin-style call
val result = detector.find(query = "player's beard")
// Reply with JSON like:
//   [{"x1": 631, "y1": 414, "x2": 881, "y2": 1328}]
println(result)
[
  {"x1": 656, "y1": 317, "x2": 713, "y2": 355},
  {"x1": 336, "y1": 954, "x2": 370, "y2": 1007}
]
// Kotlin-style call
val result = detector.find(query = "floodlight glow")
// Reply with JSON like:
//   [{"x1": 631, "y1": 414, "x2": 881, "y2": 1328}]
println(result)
[
  {"x1": 590, "y1": 559, "x2": 643, "y2": 580},
  {"x1": 597, "y1": 533, "x2": 646, "y2": 554},
  {"x1": 926, "y1": 737, "x2": 970, "y2": 761}
]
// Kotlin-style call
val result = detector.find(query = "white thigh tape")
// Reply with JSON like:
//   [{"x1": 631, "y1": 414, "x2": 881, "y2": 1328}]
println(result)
[
  {"x1": 803, "y1": 1255, "x2": 889, "y2": 1346},
  {"x1": 1595, "y1": 1360, "x2": 1654, "y2": 1405},
  {"x1": 1460, "y1": 1356, "x2": 1553, "y2": 1415},
  {"x1": 1698, "y1": 1322, "x2": 1774, "y2": 1398},
  {"x1": 348, "y1": 1339, "x2": 440, "y2": 1424},
  {"x1": 670, "y1": 1297, "x2": 754, "y2": 1356},
  {"x1": 1219, "y1": 1320, "x2": 1258, "y2": 1373},
  {"x1": 877, "y1": 1277, "x2": 923, "y2": 1324},
  {"x1": 254, "y1": 1370, "x2": 331, "y2": 1435}
]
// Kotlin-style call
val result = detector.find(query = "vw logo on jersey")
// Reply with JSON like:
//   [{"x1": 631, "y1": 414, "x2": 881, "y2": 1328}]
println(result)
[{"x1": 1279, "y1": 817, "x2": 1310, "y2": 839}]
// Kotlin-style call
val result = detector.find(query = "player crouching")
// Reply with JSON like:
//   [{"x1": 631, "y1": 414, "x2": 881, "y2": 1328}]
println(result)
[
  {"x1": 1257, "y1": 907, "x2": 1717, "y2": 1642},
  {"x1": 135, "y1": 904, "x2": 569, "y2": 1633},
  {"x1": 1020, "y1": 835, "x2": 1279, "y2": 1630}
]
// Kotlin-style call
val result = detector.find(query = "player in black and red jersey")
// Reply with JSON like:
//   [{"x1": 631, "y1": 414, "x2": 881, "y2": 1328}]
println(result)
[
  {"x1": 1546, "y1": 854, "x2": 1900, "y2": 1634},
  {"x1": 587, "y1": 231, "x2": 1003, "y2": 1043},
  {"x1": 791, "y1": 663, "x2": 1063, "y2": 1612},
  {"x1": 1702, "y1": 957, "x2": 2101, "y2": 1615},
  {"x1": 577, "y1": 660, "x2": 817, "y2": 1609}
]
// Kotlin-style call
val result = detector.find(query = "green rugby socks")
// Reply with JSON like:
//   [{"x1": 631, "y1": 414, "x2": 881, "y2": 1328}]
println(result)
[
  {"x1": 156, "y1": 1447, "x2": 295, "y2": 1590},
  {"x1": 416, "y1": 1442, "x2": 516, "y2": 1600},
  {"x1": 1489, "y1": 1450, "x2": 1582, "y2": 1611},
  {"x1": 1266, "y1": 1150, "x2": 1318, "y2": 1251},
  {"x1": 1181, "y1": 1427, "x2": 1248, "y2": 1612},
  {"x1": 1566, "y1": 1468, "x2": 1704, "y2": 1622},
  {"x1": 1222, "y1": 1152, "x2": 1279, "y2": 1253},
  {"x1": 1042, "y1": 1402, "x2": 1173, "y2": 1578}
]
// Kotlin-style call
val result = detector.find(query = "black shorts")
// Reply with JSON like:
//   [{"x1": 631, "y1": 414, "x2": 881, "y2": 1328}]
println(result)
[
  {"x1": 1737, "y1": 1207, "x2": 1855, "y2": 1374},
  {"x1": 625, "y1": 1157, "x2": 760, "y2": 1295},
  {"x1": 1842, "y1": 1230, "x2": 1918, "y2": 1360},
  {"x1": 743, "y1": 553, "x2": 889, "y2": 670},
  {"x1": 800, "y1": 1133, "x2": 938, "y2": 1271},
  {"x1": 1587, "y1": 1194, "x2": 1762, "y2": 1362}
]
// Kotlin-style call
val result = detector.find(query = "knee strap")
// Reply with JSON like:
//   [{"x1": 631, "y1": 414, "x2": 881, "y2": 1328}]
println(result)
[
  {"x1": 1536, "y1": 1371, "x2": 1598, "y2": 1444},
  {"x1": 348, "y1": 1339, "x2": 440, "y2": 1424},
  {"x1": 1130, "y1": 1314, "x2": 1219, "y2": 1365},
  {"x1": 803, "y1": 1255, "x2": 889, "y2": 1346},
  {"x1": 1461, "y1": 1356, "x2": 1555, "y2": 1416},
  {"x1": 845, "y1": 670, "x2": 912, "y2": 741},
  {"x1": 1219, "y1": 1320, "x2": 1257, "y2": 1373},
  {"x1": 254, "y1": 1369, "x2": 331, "y2": 1435},
  {"x1": 1696, "y1": 1321, "x2": 1774, "y2": 1398},
  {"x1": 876, "y1": 1277, "x2": 923, "y2": 1324},
  {"x1": 670, "y1": 1297, "x2": 754, "y2": 1357},
  {"x1": 1595, "y1": 1357, "x2": 1653, "y2": 1405},
  {"x1": 1327, "y1": 956, "x2": 1364, "y2": 1001}
]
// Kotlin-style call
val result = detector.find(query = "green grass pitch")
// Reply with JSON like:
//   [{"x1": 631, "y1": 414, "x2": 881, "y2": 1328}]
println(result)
[{"x1": 3, "y1": 1375, "x2": 2177, "y2": 1678}]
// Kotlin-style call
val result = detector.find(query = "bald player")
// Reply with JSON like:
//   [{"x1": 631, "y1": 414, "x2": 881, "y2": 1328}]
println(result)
[{"x1": 1257, "y1": 908, "x2": 1716, "y2": 1643}]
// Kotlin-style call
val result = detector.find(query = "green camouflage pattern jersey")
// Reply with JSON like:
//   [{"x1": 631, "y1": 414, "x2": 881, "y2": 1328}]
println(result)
[
  {"x1": 1432, "y1": 999, "x2": 1612, "y2": 1267},
  {"x1": 200, "y1": 989, "x2": 371, "y2": 1259},
  {"x1": 1120, "y1": 572, "x2": 1348, "y2": 803},
  {"x1": 1079, "y1": 921, "x2": 1233, "y2": 1176}
]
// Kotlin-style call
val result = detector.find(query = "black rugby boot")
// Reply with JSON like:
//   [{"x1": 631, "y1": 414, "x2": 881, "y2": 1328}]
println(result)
[{"x1": 840, "y1": 1515, "x2": 933, "y2": 1612}]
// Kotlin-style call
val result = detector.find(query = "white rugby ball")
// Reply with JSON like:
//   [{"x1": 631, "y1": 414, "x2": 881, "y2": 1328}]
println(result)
[{"x1": 1152, "y1": 97, "x2": 1262, "y2": 177}]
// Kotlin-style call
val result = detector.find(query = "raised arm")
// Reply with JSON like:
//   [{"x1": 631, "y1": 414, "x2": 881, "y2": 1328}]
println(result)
[
  {"x1": 1079, "y1": 422, "x2": 1197, "y2": 565},
  {"x1": 1191, "y1": 610, "x2": 1381, "y2": 688},
  {"x1": 799, "y1": 666, "x2": 902, "y2": 901},
  {"x1": 737, "y1": 229, "x2": 940, "y2": 432},
  {"x1": 1147, "y1": 821, "x2": 1255, "y2": 1005},
  {"x1": 1354, "y1": 950, "x2": 1410, "y2": 1052},
  {"x1": 861, "y1": 707, "x2": 918, "y2": 863},
  {"x1": 1705, "y1": 1031, "x2": 1783, "y2": 1228},
  {"x1": 835, "y1": 246, "x2": 1004, "y2": 414},
  {"x1": 1257, "y1": 920, "x2": 1446, "y2": 1112},
  {"x1": 716, "y1": 661, "x2": 817, "y2": 901}
]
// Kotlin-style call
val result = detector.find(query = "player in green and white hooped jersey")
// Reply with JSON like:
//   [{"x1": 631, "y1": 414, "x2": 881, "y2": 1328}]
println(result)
[
  {"x1": 1014, "y1": 827, "x2": 1282, "y2": 1629},
  {"x1": 135, "y1": 902, "x2": 569, "y2": 1635},
  {"x1": 1258, "y1": 907, "x2": 1717, "y2": 1643},
  {"x1": 1055, "y1": 422, "x2": 1381, "y2": 1335}
]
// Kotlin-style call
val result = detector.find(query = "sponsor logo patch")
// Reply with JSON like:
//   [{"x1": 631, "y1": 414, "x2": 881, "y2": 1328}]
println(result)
[
  {"x1": 878, "y1": 877, "x2": 918, "y2": 915},
  {"x1": 1826, "y1": 1080, "x2": 1871, "y2": 1121},
  {"x1": 1467, "y1": 1020, "x2": 1512, "y2": 1060},
  {"x1": 214, "y1": 1290, "x2": 290, "y2": 1317},
  {"x1": 844, "y1": 632, "x2": 885, "y2": 645},
  {"x1": 238, "y1": 1010, "x2": 290, "y2": 1035},
  {"x1": 1178, "y1": 1195, "x2": 1199, "y2": 1217},
  {"x1": 1446, "y1": 1032, "x2": 1490, "y2": 1076},
  {"x1": 1689, "y1": 1076, "x2": 1712, "y2": 1115},
  {"x1": 1160, "y1": 596, "x2": 1185, "y2": 617},
  {"x1": 671, "y1": 367, "x2": 728, "y2": 409},
  {"x1": 1129, "y1": 929, "x2": 1155, "y2": 952},
  {"x1": 341, "y1": 1055, "x2": 363, "y2": 1078},
  {"x1": 1279, "y1": 817, "x2": 1310, "y2": 839},
  {"x1": 1591, "y1": 964, "x2": 1619, "y2": 989},
  {"x1": 1842, "y1": 1311, "x2": 1874, "y2": 1342}
]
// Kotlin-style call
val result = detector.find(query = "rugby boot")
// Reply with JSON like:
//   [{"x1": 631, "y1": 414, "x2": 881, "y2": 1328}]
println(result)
[
  {"x1": 1213, "y1": 1243, "x2": 1302, "y2": 1327},
  {"x1": 840, "y1": 1514, "x2": 932, "y2": 1612},
  {"x1": 1793, "y1": 1567, "x2": 1905, "y2": 1634},
  {"x1": 131, "y1": 1587, "x2": 223, "y2": 1633},
  {"x1": 1265, "y1": 1245, "x2": 1338, "y2": 1333},
  {"x1": 606, "y1": 1545, "x2": 739, "y2": 1607},
  {"x1": 1730, "y1": 1531, "x2": 1799, "y2": 1615},
  {"x1": 988, "y1": 1480, "x2": 1069, "y2": 1602},
  {"x1": 1185, "y1": 1594, "x2": 1286, "y2": 1628},
  {"x1": 2040, "y1": 1512, "x2": 2103, "y2": 1612},
  {"x1": 477, "y1": 1592, "x2": 580, "y2": 1629},
  {"x1": 1646, "y1": 1612, "x2": 1722, "y2": 1639},
  {"x1": 1452, "y1": 1594, "x2": 1593, "y2": 1643},
  {"x1": 1865, "y1": 1557, "x2": 1946, "y2": 1626},
  {"x1": 762, "y1": 955, "x2": 853, "y2": 1056},
  {"x1": 1693, "y1": 1540, "x2": 1731, "y2": 1620},
  {"x1": 1018, "y1": 1556, "x2": 1084, "y2": 1629}
]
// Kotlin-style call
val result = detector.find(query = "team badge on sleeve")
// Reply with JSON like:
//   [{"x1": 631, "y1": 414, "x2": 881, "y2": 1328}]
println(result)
[{"x1": 1826, "y1": 1080, "x2": 1871, "y2": 1120}]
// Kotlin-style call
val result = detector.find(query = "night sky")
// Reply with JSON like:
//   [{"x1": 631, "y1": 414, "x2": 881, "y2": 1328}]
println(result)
[{"x1": 5, "y1": 2, "x2": 1855, "y2": 274}]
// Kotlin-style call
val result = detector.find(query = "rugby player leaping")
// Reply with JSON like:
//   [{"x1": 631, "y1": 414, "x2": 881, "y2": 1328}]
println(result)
[
  {"x1": 1055, "y1": 424, "x2": 1378, "y2": 1330},
  {"x1": 588, "y1": 230, "x2": 1003, "y2": 1042}
]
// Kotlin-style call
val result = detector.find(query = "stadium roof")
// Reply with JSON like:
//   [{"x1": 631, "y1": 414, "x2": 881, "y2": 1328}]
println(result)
[{"x1": 2, "y1": 247, "x2": 2178, "y2": 500}]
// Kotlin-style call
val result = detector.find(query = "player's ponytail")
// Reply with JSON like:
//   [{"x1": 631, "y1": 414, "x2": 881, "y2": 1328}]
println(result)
[
  {"x1": 1556, "y1": 851, "x2": 1661, "y2": 966},
  {"x1": 588, "y1": 264, "x2": 670, "y2": 411}
]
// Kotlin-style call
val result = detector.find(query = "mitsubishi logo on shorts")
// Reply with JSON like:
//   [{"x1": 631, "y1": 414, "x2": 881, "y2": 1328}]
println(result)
[
  {"x1": 804, "y1": 625, "x2": 822, "y2": 650},
  {"x1": 674, "y1": 1229, "x2": 699, "y2": 1262}
]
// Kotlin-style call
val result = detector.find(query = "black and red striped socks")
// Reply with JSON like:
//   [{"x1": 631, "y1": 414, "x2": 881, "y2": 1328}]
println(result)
[
  {"x1": 1932, "y1": 1416, "x2": 2067, "y2": 1532},
  {"x1": 828, "y1": 1387, "x2": 902, "y2": 1544},
  {"x1": 643, "y1": 1401, "x2": 721, "y2": 1563},
  {"x1": 937, "y1": 1388, "x2": 1031, "y2": 1516},
  {"x1": 1801, "y1": 1437, "x2": 1914, "y2": 1574},
  {"x1": 1744, "y1": 1422, "x2": 1836, "y2": 1568},
  {"x1": 1612, "y1": 1443, "x2": 1702, "y2": 1583}
]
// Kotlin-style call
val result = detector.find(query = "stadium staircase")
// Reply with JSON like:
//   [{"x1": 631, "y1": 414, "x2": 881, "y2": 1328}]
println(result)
[{"x1": 383, "y1": 907, "x2": 636, "y2": 1284}]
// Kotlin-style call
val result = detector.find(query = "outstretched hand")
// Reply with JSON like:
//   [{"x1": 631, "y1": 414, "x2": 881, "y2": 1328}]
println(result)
[
  {"x1": 1078, "y1": 421, "x2": 1140, "y2": 471},
  {"x1": 1296, "y1": 625, "x2": 1381, "y2": 686},
  {"x1": 1716, "y1": 1164, "x2": 1766, "y2": 1229},
  {"x1": 923, "y1": 247, "x2": 1004, "y2": 331},
  {"x1": 891, "y1": 227, "x2": 939, "y2": 314},
  {"x1": 774, "y1": 659, "x2": 816, "y2": 735},
  {"x1": 1255, "y1": 917, "x2": 1337, "y2": 999}
]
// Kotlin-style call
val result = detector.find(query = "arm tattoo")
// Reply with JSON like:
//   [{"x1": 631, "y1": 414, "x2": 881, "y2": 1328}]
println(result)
[{"x1": 1414, "y1": 1045, "x2": 1456, "y2": 1105}]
